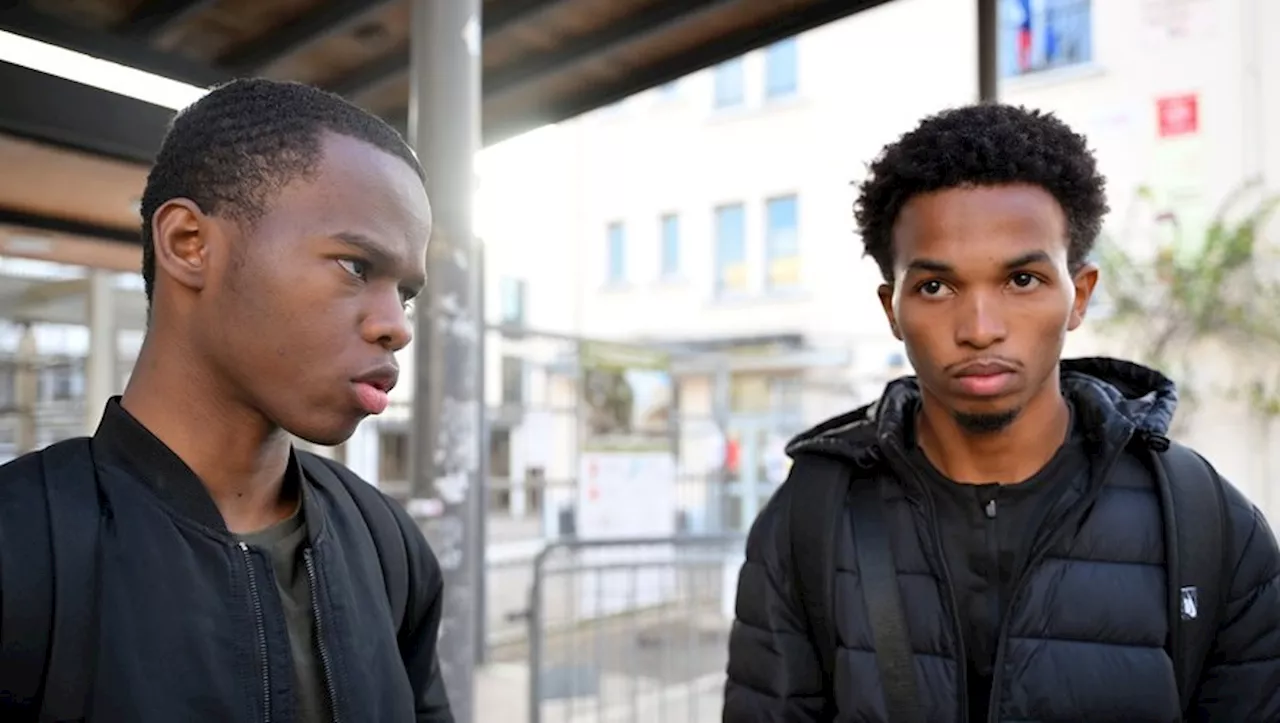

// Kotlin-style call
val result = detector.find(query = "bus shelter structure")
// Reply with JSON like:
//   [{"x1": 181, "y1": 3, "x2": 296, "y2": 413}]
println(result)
[{"x1": 0, "y1": 1, "x2": 1005, "y2": 719}]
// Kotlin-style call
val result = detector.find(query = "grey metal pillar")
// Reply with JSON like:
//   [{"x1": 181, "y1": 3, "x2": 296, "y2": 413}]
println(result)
[
  {"x1": 977, "y1": 0, "x2": 998, "y2": 102},
  {"x1": 15, "y1": 323, "x2": 37, "y2": 454},
  {"x1": 408, "y1": 0, "x2": 482, "y2": 721},
  {"x1": 474, "y1": 240, "x2": 488, "y2": 666}
]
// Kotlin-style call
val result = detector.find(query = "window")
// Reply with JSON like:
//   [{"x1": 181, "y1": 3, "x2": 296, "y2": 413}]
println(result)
[
  {"x1": 999, "y1": 0, "x2": 1092, "y2": 78},
  {"x1": 499, "y1": 278, "x2": 526, "y2": 326},
  {"x1": 501, "y1": 356, "x2": 524, "y2": 405},
  {"x1": 488, "y1": 428, "x2": 512, "y2": 512},
  {"x1": 38, "y1": 361, "x2": 78, "y2": 402},
  {"x1": 730, "y1": 374, "x2": 771, "y2": 413},
  {"x1": 0, "y1": 364, "x2": 14, "y2": 411},
  {"x1": 714, "y1": 204, "x2": 747, "y2": 295},
  {"x1": 713, "y1": 57, "x2": 745, "y2": 108},
  {"x1": 765, "y1": 195, "x2": 800, "y2": 291},
  {"x1": 606, "y1": 222, "x2": 626, "y2": 285},
  {"x1": 764, "y1": 38, "x2": 798, "y2": 98},
  {"x1": 659, "y1": 214, "x2": 680, "y2": 278},
  {"x1": 729, "y1": 374, "x2": 802, "y2": 414},
  {"x1": 379, "y1": 431, "x2": 410, "y2": 483}
]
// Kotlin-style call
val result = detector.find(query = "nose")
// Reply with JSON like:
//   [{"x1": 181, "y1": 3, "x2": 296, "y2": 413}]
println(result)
[
  {"x1": 361, "y1": 292, "x2": 413, "y2": 352},
  {"x1": 954, "y1": 290, "x2": 1007, "y2": 349}
]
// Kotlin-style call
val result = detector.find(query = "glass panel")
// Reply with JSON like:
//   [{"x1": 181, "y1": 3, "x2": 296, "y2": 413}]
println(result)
[
  {"x1": 715, "y1": 204, "x2": 747, "y2": 294},
  {"x1": 713, "y1": 57, "x2": 745, "y2": 108},
  {"x1": 764, "y1": 38, "x2": 798, "y2": 98}
]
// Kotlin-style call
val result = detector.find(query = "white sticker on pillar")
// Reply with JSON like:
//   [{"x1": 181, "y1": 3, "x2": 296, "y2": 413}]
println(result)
[{"x1": 463, "y1": 16, "x2": 480, "y2": 57}]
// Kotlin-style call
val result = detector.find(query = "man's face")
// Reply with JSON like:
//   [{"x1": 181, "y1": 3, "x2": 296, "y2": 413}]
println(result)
[
  {"x1": 877, "y1": 184, "x2": 1097, "y2": 433},
  {"x1": 196, "y1": 133, "x2": 431, "y2": 445}
]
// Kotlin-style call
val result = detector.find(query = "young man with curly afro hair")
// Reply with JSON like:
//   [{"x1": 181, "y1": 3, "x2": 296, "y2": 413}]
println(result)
[
  {"x1": 0, "y1": 79, "x2": 453, "y2": 722},
  {"x1": 724, "y1": 104, "x2": 1280, "y2": 722}
]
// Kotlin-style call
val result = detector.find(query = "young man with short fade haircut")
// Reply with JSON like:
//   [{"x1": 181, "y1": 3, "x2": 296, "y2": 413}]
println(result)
[
  {"x1": 724, "y1": 104, "x2": 1280, "y2": 722},
  {"x1": 0, "y1": 79, "x2": 453, "y2": 722}
]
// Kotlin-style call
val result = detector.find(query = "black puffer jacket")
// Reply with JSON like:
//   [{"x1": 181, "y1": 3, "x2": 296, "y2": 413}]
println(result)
[{"x1": 724, "y1": 358, "x2": 1280, "y2": 722}]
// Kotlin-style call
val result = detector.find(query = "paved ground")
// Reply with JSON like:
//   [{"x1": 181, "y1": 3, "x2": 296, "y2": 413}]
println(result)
[{"x1": 477, "y1": 662, "x2": 726, "y2": 723}]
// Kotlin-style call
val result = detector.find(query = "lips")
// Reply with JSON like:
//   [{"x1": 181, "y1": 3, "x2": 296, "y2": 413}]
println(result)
[
  {"x1": 353, "y1": 364, "x2": 399, "y2": 415},
  {"x1": 951, "y1": 359, "x2": 1018, "y2": 398}
]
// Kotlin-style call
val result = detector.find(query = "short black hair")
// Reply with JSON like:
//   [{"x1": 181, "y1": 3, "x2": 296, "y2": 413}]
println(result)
[
  {"x1": 854, "y1": 103, "x2": 1108, "y2": 282},
  {"x1": 140, "y1": 78, "x2": 425, "y2": 305}
]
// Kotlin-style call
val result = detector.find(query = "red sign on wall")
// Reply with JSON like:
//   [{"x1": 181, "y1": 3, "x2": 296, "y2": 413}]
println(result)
[{"x1": 1157, "y1": 94, "x2": 1199, "y2": 137}]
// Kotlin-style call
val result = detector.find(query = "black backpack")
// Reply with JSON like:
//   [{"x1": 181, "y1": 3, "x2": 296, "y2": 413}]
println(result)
[
  {"x1": 0, "y1": 438, "x2": 413, "y2": 722},
  {"x1": 788, "y1": 441, "x2": 1231, "y2": 723}
]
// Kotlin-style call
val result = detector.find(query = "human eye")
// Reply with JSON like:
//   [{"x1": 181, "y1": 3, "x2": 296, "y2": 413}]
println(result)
[
  {"x1": 1008, "y1": 272, "x2": 1042, "y2": 291},
  {"x1": 337, "y1": 258, "x2": 370, "y2": 280},
  {"x1": 915, "y1": 279, "x2": 954, "y2": 299}
]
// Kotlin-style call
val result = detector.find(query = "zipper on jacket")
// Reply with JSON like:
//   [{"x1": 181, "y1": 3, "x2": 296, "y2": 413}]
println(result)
[
  {"x1": 304, "y1": 548, "x2": 343, "y2": 723},
  {"x1": 239, "y1": 542, "x2": 272, "y2": 723},
  {"x1": 886, "y1": 447, "x2": 970, "y2": 721},
  {"x1": 983, "y1": 443, "x2": 1129, "y2": 721}
]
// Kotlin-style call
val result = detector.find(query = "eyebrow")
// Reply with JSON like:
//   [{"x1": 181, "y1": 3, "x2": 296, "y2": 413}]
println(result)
[
  {"x1": 905, "y1": 250, "x2": 1053, "y2": 274},
  {"x1": 333, "y1": 231, "x2": 426, "y2": 298}
]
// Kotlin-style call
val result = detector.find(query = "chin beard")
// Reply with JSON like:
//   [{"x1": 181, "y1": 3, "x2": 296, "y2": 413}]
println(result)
[{"x1": 952, "y1": 407, "x2": 1020, "y2": 435}]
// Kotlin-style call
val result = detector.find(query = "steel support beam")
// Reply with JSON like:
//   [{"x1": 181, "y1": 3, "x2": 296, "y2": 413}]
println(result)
[
  {"x1": 220, "y1": 0, "x2": 396, "y2": 75},
  {"x1": 408, "y1": 0, "x2": 482, "y2": 720},
  {"x1": 0, "y1": 4, "x2": 225, "y2": 86},
  {"x1": 977, "y1": 0, "x2": 998, "y2": 102},
  {"x1": 0, "y1": 62, "x2": 176, "y2": 165},
  {"x1": 119, "y1": 0, "x2": 219, "y2": 40}
]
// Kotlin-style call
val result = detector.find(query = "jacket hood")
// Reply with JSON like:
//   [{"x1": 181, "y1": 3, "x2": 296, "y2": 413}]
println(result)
[{"x1": 786, "y1": 357, "x2": 1178, "y2": 466}]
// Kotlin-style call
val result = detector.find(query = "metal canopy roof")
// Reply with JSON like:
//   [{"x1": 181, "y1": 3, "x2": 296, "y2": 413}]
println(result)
[{"x1": 0, "y1": 0, "x2": 895, "y2": 246}]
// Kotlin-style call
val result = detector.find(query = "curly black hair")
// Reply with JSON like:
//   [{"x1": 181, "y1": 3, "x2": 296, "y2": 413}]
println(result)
[
  {"x1": 140, "y1": 78, "x2": 425, "y2": 305},
  {"x1": 854, "y1": 103, "x2": 1108, "y2": 282}
]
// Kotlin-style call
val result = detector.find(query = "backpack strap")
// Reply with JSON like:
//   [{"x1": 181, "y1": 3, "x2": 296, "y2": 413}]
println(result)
[
  {"x1": 848, "y1": 474, "x2": 925, "y2": 723},
  {"x1": 0, "y1": 438, "x2": 101, "y2": 722},
  {"x1": 787, "y1": 454, "x2": 852, "y2": 714},
  {"x1": 0, "y1": 453, "x2": 55, "y2": 713},
  {"x1": 39, "y1": 438, "x2": 102, "y2": 722},
  {"x1": 1154, "y1": 441, "x2": 1231, "y2": 716},
  {"x1": 298, "y1": 454, "x2": 410, "y2": 646}
]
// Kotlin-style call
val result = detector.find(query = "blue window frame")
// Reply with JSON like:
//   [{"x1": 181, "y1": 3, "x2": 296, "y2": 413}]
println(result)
[
  {"x1": 713, "y1": 57, "x2": 745, "y2": 108},
  {"x1": 660, "y1": 214, "x2": 680, "y2": 278},
  {"x1": 715, "y1": 204, "x2": 747, "y2": 295},
  {"x1": 999, "y1": 0, "x2": 1092, "y2": 78},
  {"x1": 606, "y1": 222, "x2": 626, "y2": 285},
  {"x1": 764, "y1": 38, "x2": 798, "y2": 98}
]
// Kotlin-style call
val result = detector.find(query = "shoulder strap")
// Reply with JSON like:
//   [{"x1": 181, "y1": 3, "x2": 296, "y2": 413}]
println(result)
[
  {"x1": 0, "y1": 452, "x2": 55, "y2": 713},
  {"x1": 299, "y1": 454, "x2": 410, "y2": 645},
  {"x1": 1156, "y1": 442, "x2": 1231, "y2": 716},
  {"x1": 848, "y1": 474, "x2": 925, "y2": 723},
  {"x1": 0, "y1": 438, "x2": 101, "y2": 721},
  {"x1": 787, "y1": 455, "x2": 851, "y2": 714},
  {"x1": 39, "y1": 438, "x2": 102, "y2": 723}
]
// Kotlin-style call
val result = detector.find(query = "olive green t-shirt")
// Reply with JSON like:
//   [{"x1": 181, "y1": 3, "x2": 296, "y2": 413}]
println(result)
[{"x1": 237, "y1": 502, "x2": 330, "y2": 722}]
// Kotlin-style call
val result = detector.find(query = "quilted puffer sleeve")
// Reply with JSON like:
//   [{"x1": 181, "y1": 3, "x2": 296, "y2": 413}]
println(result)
[
  {"x1": 723, "y1": 481, "x2": 829, "y2": 722},
  {"x1": 1190, "y1": 481, "x2": 1280, "y2": 722}
]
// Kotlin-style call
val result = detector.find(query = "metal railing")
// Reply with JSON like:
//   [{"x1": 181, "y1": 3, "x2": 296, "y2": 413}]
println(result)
[{"x1": 527, "y1": 535, "x2": 744, "y2": 723}]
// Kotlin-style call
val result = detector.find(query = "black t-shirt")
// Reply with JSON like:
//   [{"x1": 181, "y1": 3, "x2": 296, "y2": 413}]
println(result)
[
  {"x1": 236, "y1": 482, "x2": 330, "y2": 723},
  {"x1": 909, "y1": 406, "x2": 1086, "y2": 722}
]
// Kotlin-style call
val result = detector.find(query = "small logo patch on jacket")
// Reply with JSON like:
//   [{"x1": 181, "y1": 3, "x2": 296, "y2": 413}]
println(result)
[{"x1": 1180, "y1": 585, "x2": 1199, "y2": 620}]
